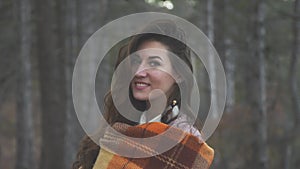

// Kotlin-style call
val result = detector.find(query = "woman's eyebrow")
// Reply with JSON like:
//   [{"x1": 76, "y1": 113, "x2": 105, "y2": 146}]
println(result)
[
  {"x1": 130, "y1": 54, "x2": 140, "y2": 59},
  {"x1": 148, "y1": 56, "x2": 163, "y2": 61},
  {"x1": 132, "y1": 53, "x2": 140, "y2": 57}
]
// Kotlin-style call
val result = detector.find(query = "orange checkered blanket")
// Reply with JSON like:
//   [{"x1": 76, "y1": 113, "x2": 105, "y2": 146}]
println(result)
[{"x1": 93, "y1": 122, "x2": 214, "y2": 169}]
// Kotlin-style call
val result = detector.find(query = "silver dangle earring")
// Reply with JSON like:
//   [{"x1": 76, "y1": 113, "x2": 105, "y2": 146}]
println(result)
[{"x1": 161, "y1": 100, "x2": 179, "y2": 123}]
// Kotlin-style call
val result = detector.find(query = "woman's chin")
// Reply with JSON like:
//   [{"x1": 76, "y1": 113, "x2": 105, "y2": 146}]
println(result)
[
  {"x1": 132, "y1": 94, "x2": 149, "y2": 101},
  {"x1": 131, "y1": 86, "x2": 153, "y2": 102}
]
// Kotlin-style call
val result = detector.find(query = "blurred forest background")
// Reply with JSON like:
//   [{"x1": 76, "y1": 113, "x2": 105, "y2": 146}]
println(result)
[{"x1": 0, "y1": 0, "x2": 299, "y2": 169}]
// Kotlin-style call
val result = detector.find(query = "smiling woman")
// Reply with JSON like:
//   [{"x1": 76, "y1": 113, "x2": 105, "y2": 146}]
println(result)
[
  {"x1": 72, "y1": 20, "x2": 214, "y2": 169},
  {"x1": 130, "y1": 41, "x2": 176, "y2": 102}
]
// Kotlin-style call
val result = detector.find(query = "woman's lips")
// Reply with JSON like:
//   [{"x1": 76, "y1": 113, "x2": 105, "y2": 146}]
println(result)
[{"x1": 134, "y1": 82, "x2": 150, "y2": 90}]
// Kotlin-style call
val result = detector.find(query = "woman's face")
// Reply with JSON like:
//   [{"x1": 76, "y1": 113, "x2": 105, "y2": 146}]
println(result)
[{"x1": 130, "y1": 40, "x2": 177, "y2": 101}]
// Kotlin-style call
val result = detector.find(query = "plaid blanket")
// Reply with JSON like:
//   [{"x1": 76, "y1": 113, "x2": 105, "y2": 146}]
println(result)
[{"x1": 93, "y1": 122, "x2": 214, "y2": 169}]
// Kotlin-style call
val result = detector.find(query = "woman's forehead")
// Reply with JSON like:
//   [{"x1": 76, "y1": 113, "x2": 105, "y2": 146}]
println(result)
[
  {"x1": 135, "y1": 49, "x2": 168, "y2": 59},
  {"x1": 135, "y1": 41, "x2": 169, "y2": 59},
  {"x1": 137, "y1": 40, "x2": 169, "y2": 50}
]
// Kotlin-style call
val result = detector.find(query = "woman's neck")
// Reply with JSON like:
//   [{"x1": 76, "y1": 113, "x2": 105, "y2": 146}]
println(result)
[{"x1": 144, "y1": 95, "x2": 168, "y2": 121}]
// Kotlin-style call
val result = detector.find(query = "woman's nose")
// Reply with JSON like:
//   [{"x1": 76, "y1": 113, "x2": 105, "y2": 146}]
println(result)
[{"x1": 134, "y1": 64, "x2": 148, "y2": 77}]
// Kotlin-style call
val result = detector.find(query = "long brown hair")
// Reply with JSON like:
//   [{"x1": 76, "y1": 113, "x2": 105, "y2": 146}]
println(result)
[{"x1": 72, "y1": 20, "x2": 198, "y2": 169}]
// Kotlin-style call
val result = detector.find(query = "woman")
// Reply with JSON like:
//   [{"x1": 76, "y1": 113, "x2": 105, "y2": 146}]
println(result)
[{"x1": 73, "y1": 20, "x2": 213, "y2": 169}]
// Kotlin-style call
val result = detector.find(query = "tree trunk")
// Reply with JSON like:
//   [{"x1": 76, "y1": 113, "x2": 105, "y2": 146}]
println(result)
[
  {"x1": 206, "y1": 0, "x2": 218, "y2": 118},
  {"x1": 284, "y1": 145, "x2": 292, "y2": 169},
  {"x1": 73, "y1": 0, "x2": 109, "y2": 139},
  {"x1": 76, "y1": 0, "x2": 100, "y2": 132},
  {"x1": 78, "y1": 0, "x2": 104, "y2": 43},
  {"x1": 285, "y1": 0, "x2": 300, "y2": 168},
  {"x1": 36, "y1": 0, "x2": 67, "y2": 168},
  {"x1": 224, "y1": 37, "x2": 235, "y2": 112},
  {"x1": 15, "y1": 0, "x2": 35, "y2": 168},
  {"x1": 192, "y1": 0, "x2": 210, "y2": 118},
  {"x1": 290, "y1": 0, "x2": 300, "y2": 127},
  {"x1": 207, "y1": 0, "x2": 214, "y2": 43},
  {"x1": 223, "y1": 0, "x2": 235, "y2": 113},
  {"x1": 63, "y1": 0, "x2": 109, "y2": 167},
  {"x1": 63, "y1": 0, "x2": 83, "y2": 168},
  {"x1": 256, "y1": 0, "x2": 268, "y2": 168},
  {"x1": 214, "y1": 0, "x2": 235, "y2": 113}
]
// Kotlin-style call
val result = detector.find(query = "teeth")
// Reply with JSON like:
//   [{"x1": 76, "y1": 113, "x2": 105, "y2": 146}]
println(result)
[{"x1": 136, "y1": 83, "x2": 148, "y2": 87}]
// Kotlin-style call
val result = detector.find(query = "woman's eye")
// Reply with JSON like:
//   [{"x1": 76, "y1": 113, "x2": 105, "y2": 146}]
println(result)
[
  {"x1": 149, "y1": 61, "x2": 161, "y2": 67},
  {"x1": 131, "y1": 57, "x2": 141, "y2": 65}
]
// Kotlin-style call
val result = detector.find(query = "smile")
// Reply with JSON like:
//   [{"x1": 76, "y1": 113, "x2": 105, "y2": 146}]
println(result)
[
  {"x1": 134, "y1": 82, "x2": 150, "y2": 90},
  {"x1": 136, "y1": 82, "x2": 149, "y2": 86}
]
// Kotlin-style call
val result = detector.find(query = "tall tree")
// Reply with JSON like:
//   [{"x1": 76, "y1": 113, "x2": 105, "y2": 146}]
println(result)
[
  {"x1": 285, "y1": 0, "x2": 300, "y2": 168},
  {"x1": 36, "y1": 0, "x2": 66, "y2": 168},
  {"x1": 15, "y1": 0, "x2": 35, "y2": 168},
  {"x1": 214, "y1": 0, "x2": 235, "y2": 113},
  {"x1": 223, "y1": 0, "x2": 235, "y2": 113},
  {"x1": 63, "y1": 0, "x2": 108, "y2": 168},
  {"x1": 206, "y1": 0, "x2": 214, "y2": 43},
  {"x1": 290, "y1": 0, "x2": 300, "y2": 127},
  {"x1": 75, "y1": 0, "x2": 102, "y2": 135},
  {"x1": 206, "y1": 0, "x2": 218, "y2": 118},
  {"x1": 256, "y1": 0, "x2": 268, "y2": 168},
  {"x1": 63, "y1": 0, "x2": 82, "y2": 168},
  {"x1": 191, "y1": 0, "x2": 211, "y2": 117}
]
